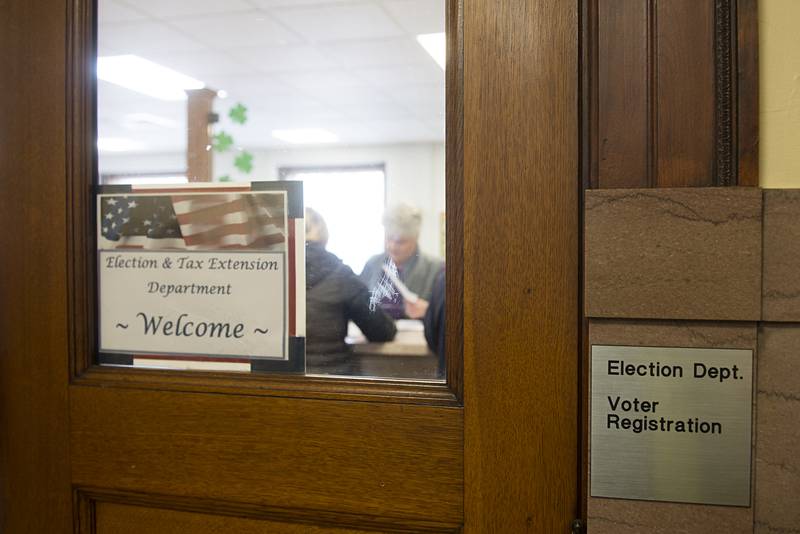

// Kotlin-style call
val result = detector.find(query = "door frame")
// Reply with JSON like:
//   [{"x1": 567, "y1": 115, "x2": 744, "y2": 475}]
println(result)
[{"x1": 1, "y1": 0, "x2": 581, "y2": 531}]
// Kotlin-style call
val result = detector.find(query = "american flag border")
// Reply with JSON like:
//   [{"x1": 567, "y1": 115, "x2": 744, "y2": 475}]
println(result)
[{"x1": 94, "y1": 181, "x2": 306, "y2": 374}]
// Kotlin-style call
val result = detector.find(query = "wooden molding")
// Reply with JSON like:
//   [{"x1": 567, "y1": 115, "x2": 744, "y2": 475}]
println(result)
[
  {"x1": 588, "y1": 0, "x2": 758, "y2": 189},
  {"x1": 72, "y1": 365, "x2": 460, "y2": 406},
  {"x1": 74, "y1": 489, "x2": 460, "y2": 534},
  {"x1": 445, "y1": 0, "x2": 465, "y2": 402},
  {"x1": 736, "y1": 0, "x2": 760, "y2": 186},
  {"x1": 715, "y1": 0, "x2": 736, "y2": 186},
  {"x1": 67, "y1": 0, "x2": 96, "y2": 381}
]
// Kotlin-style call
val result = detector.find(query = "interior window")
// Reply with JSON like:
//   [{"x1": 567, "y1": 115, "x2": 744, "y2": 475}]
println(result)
[{"x1": 96, "y1": 0, "x2": 446, "y2": 382}]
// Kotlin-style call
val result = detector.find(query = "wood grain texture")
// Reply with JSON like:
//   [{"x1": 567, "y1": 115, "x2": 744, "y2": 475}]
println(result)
[
  {"x1": 589, "y1": 0, "x2": 759, "y2": 189},
  {"x1": 186, "y1": 88, "x2": 216, "y2": 182},
  {"x1": 70, "y1": 386, "x2": 463, "y2": 526},
  {"x1": 445, "y1": 0, "x2": 464, "y2": 401},
  {"x1": 74, "y1": 366, "x2": 460, "y2": 406},
  {"x1": 90, "y1": 500, "x2": 461, "y2": 534},
  {"x1": 585, "y1": 188, "x2": 762, "y2": 321},
  {"x1": 0, "y1": 0, "x2": 73, "y2": 531},
  {"x1": 655, "y1": 0, "x2": 716, "y2": 186},
  {"x1": 94, "y1": 503, "x2": 395, "y2": 534},
  {"x1": 596, "y1": 0, "x2": 650, "y2": 188},
  {"x1": 463, "y1": 1, "x2": 579, "y2": 532},
  {"x1": 68, "y1": 0, "x2": 97, "y2": 380},
  {"x1": 737, "y1": 0, "x2": 759, "y2": 187},
  {"x1": 579, "y1": 0, "x2": 592, "y2": 518},
  {"x1": 75, "y1": 490, "x2": 460, "y2": 534}
]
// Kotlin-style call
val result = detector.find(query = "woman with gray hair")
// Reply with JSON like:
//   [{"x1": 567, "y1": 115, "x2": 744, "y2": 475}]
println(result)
[
  {"x1": 305, "y1": 207, "x2": 396, "y2": 375},
  {"x1": 360, "y1": 204, "x2": 444, "y2": 320}
]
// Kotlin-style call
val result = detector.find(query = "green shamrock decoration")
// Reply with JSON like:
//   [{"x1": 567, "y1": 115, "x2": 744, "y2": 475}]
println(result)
[
  {"x1": 212, "y1": 131, "x2": 234, "y2": 152},
  {"x1": 217, "y1": 175, "x2": 232, "y2": 182},
  {"x1": 229, "y1": 103, "x2": 248, "y2": 125},
  {"x1": 234, "y1": 151, "x2": 254, "y2": 174}
]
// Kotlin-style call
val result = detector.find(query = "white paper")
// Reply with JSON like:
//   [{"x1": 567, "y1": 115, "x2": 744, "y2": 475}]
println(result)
[
  {"x1": 99, "y1": 250, "x2": 287, "y2": 359},
  {"x1": 381, "y1": 264, "x2": 419, "y2": 303}
]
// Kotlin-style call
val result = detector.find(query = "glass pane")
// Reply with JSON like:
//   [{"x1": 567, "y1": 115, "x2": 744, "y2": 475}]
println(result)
[{"x1": 96, "y1": 1, "x2": 446, "y2": 382}]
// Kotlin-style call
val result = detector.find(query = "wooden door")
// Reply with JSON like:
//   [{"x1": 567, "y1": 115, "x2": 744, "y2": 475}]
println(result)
[{"x1": 0, "y1": 1, "x2": 580, "y2": 532}]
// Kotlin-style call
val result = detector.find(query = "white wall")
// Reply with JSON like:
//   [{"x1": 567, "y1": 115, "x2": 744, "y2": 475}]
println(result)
[
  {"x1": 99, "y1": 152, "x2": 185, "y2": 175},
  {"x1": 100, "y1": 142, "x2": 447, "y2": 260}
]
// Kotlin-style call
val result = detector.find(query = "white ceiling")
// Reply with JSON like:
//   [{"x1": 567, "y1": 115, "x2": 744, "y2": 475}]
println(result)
[{"x1": 98, "y1": 0, "x2": 446, "y2": 154}]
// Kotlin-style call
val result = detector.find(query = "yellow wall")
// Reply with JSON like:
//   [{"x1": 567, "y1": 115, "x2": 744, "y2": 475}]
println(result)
[{"x1": 760, "y1": 0, "x2": 800, "y2": 188}]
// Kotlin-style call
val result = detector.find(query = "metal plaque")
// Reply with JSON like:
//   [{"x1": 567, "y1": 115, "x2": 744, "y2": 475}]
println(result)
[{"x1": 591, "y1": 345, "x2": 753, "y2": 506}]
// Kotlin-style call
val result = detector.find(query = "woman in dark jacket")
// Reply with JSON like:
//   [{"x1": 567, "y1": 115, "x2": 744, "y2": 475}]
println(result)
[{"x1": 305, "y1": 208, "x2": 396, "y2": 375}]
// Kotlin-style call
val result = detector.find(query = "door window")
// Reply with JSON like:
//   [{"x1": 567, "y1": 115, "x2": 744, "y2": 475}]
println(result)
[{"x1": 95, "y1": 0, "x2": 447, "y2": 382}]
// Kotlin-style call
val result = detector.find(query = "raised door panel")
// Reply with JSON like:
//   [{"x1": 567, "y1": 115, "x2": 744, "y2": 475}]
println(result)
[
  {"x1": 70, "y1": 386, "x2": 463, "y2": 528},
  {"x1": 93, "y1": 502, "x2": 428, "y2": 534},
  {"x1": 655, "y1": 0, "x2": 716, "y2": 187},
  {"x1": 597, "y1": 0, "x2": 650, "y2": 188},
  {"x1": 591, "y1": 0, "x2": 757, "y2": 188}
]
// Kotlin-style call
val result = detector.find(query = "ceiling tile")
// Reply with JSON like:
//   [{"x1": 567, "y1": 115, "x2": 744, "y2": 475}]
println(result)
[
  {"x1": 382, "y1": 0, "x2": 445, "y2": 35},
  {"x1": 98, "y1": 82, "x2": 188, "y2": 154},
  {"x1": 218, "y1": 86, "x2": 340, "y2": 127},
  {"x1": 98, "y1": 1, "x2": 148, "y2": 24},
  {"x1": 386, "y1": 83, "x2": 444, "y2": 107},
  {"x1": 169, "y1": 12, "x2": 301, "y2": 49},
  {"x1": 354, "y1": 63, "x2": 443, "y2": 88},
  {"x1": 99, "y1": 21, "x2": 207, "y2": 54},
  {"x1": 229, "y1": 103, "x2": 345, "y2": 144},
  {"x1": 97, "y1": 4, "x2": 448, "y2": 149},
  {"x1": 278, "y1": 69, "x2": 366, "y2": 91},
  {"x1": 249, "y1": 94, "x2": 328, "y2": 114},
  {"x1": 330, "y1": 118, "x2": 439, "y2": 143},
  {"x1": 271, "y1": 3, "x2": 405, "y2": 43},
  {"x1": 219, "y1": 75, "x2": 298, "y2": 99},
  {"x1": 157, "y1": 51, "x2": 253, "y2": 82},
  {"x1": 297, "y1": 83, "x2": 389, "y2": 104},
  {"x1": 336, "y1": 102, "x2": 412, "y2": 121},
  {"x1": 323, "y1": 37, "x2": 431, "y2": 67},
  {"x1": 231, "y1": 45, "x2": 336, "y2": 73},
  {"x1": 98, "y1": 82, "x2": 187, "y2": 118},
  {"x1": 125, "y1": 0, "x2": 253, "y2": 19}
]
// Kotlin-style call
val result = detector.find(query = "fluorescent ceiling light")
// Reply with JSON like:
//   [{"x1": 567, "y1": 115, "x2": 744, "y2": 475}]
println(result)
[
  {"x1": 272, "y1": 128, "x2": 338, "y2": 144},
  {"x1": 97, "y1": 55, "x2": 204, "y2": 101},
  {"x1": 416, "y1": 33, "x2": 446, "y2": 70},
  {"x1": 97, "y1": 137, "x2": 145, "y2": 152}
]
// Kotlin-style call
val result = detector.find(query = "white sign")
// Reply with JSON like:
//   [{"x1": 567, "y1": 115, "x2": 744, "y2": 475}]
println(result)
[{"x1": 99, "y1": 250, "x2": 287, "y2": 359}]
